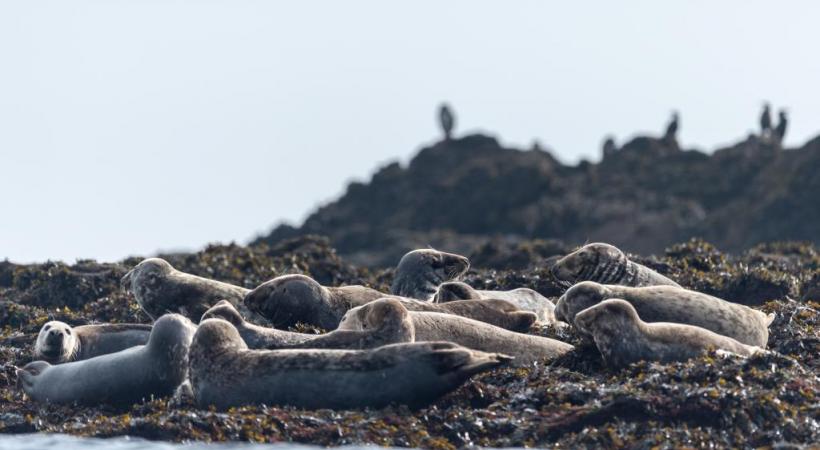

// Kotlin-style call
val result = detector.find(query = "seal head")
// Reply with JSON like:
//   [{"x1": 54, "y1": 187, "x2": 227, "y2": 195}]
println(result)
[
  {"x1": 244, "y1": 274, "x2": 340, "y2": 329},
  {"x1": 391, "y1": 249, "x2": 470, "y2": 300},
  {"x1": 34, "y1": 321, "x2": 78, "y2": 364}
]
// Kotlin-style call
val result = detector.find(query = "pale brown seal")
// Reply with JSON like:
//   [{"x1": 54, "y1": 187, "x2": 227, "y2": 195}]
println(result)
[
  {"x1": 390, "y1": 249, "x2": 470, "y2": 300},
  {"x1": 34, "y1": 320, "x2": 152, "y2": 364},
  {"x1": 17, "y1": 314, "x2": 196, "y2": 406},
  {"x1": 551, "y1": 243, "x2": 680, "y2": 288},
  {"x1": 339, "y1": 300, "x2": 573, "y2": 367},
  {"x1": 200, "y1": 300, "x2": 315, "y2": 349},
  {"x1": 271, "y1": 297, "x2": 415, "y2": 350},
  {"x1": 554, "y1": 281, "x2": 773, "y2": 347},
  {"x1": 434, "y1": 281, "x2": 557, "y2": 324},
  {"x1": 121, "y1": 257, "x2": 257, "y2": 323},
  {"x1": 573, "y1": 299, "x2": 762, "y2": 368},
  {"x1": 188, "y1": 318, "x2": 510, "y2": 410},
  {"x1": 244, "y1": 275, "x2": 536, "y2": 331}
]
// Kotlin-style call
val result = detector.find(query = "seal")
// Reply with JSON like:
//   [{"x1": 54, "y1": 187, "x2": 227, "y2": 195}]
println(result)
[
  {"x1": 339, "y1": 300, "x2": 573, "y2": 367},
  {"x1": 121, "y1": 257, "x2": 257, "y2": 323},
  {"x1": 17, "y1": 314, "x2": 196, "y2": 406},
  {"x1": 390, "y1": 249, "x2": 470, "y2": 300},
  {"x1": 573, "y1": 299, "x2": 762, "y2": 368},
  {"x1": 277, "y1": 297, "x2": 415, "y2": 350},
  {"x1": 34, "y1": 320, "x2": 152, "y2": 364},
  {"x1": 244, "y1": 275, "x2": 536, "y2": 331},
  {"x1": 551, "y1": 243, "x2": 680, "y2": 289},
  {"x1": 554, "y1": 281, "x2": 773, "y2": 347},
  {"x1": 434, "y1": 281, "x2": 557, "y2": 324},
  {"x1": 200, "y1": 300, "x2": 315, "y2": 349},
  {"x1": 188, "y1": 318, "x2": 510, "y2": 410}
]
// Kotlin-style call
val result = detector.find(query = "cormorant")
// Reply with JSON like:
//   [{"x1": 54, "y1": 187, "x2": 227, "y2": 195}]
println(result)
[{"x1": 439, "y1": 103, "x2": 455, "y2": 141}]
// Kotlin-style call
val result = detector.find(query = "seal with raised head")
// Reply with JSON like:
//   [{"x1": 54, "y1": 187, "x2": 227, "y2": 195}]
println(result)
[
  {"x1": 434, "y1": 281, "x2": 557, "y2": 324},
  {"x1": 573, "y1": 299, "x2": 762, "y2": 368},
  {"x1": 276, "y1": 297, "x2": 415, "y2": 350},
  {"x1": 189, "y1": 318, "x2": 509, "y2": 410},
  {"x1": 201, "y1": 300, "x2": 314, "y2": 349},
  {"x1": 554, "y1": 281, "x2": 773, "y2": 347},
  {"x1": 121, "y1": 257, "x2": 256, "y2": 323},
  {"x1": 390, "y1": 249, "x2": 470, "y2": 300},
  {"x1": 551, "y1": 243, "x2": 680, "y2": 289},
  {"x1": 339, "y1": 300, "x2": 573, "y2": 367},
  {"x1": 244, "y1": 275, "x2": 536, "y2": 331},
  {"x1": 34, "y1": 320, "x2": 152, "y2": 364},
  {"x1": 17, "y1": 314, "x2": 196, "y2": 406}
]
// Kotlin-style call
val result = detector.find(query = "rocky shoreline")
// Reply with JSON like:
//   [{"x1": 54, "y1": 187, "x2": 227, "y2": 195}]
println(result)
[{"x1": 0, "y1": 236, "x2": 817, "y2": 448}]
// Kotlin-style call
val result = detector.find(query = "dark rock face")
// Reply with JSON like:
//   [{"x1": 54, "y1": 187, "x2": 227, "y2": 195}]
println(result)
[{"x1": 254, "y1": 133, "x2": 820, "y2": 267}]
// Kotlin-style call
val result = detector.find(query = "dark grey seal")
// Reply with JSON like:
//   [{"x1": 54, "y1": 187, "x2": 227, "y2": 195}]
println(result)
[
  {"x1": 390, "y1": 249, "x2": 470, "y2": 300},
  {"x1": 555, "y1": 281, "x2": 773, "y2": 347},
  {"x1": 188, "y1": 318, "x2": 510, "y2": 410},
  {"x1": 551, "y1": 243, "x2": 680, "y2": 289},
  {"x1": 244, "y1": 274, "x2": 536, "y2": 331},
  {"x1": 200, "y1": 300, "x2": 314, "y2": 349},
  {"x1": 339, "y1": 300, "x2": 574, "y2": 367},
  {"x1": 573, "y1": 299, "x2": 761, "y2": 368},
  {"x1": 17, "y1": 314, "x2": 196, "y2": 406},
  {"x1": 34, "y1": 320, "x2": 152, "y2": 364},
  {"x1": 121, "y1": 257, "x2": 257, "y2": 323}
]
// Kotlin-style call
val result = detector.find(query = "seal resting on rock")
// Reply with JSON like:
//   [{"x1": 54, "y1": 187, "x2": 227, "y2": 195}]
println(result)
[
  {"x1": 555, "y1": 281, "x2": 773, "y2": 347},
  {"x1": 573, "y1": 299, "x2": 762, "y2": 368},
  {"x1": 201, "y1": 300, "x2": 315, "y2": 349},
  {"x1": 188, "y1": 318, "x2": 510, "y2": 410},
  {"x1": 339, "y1": 299, "x2": 573, "y2": 367},
  {"x1": 121, "y1": 257, "x2": 258, "y2": 323},
  {"x1": 34, "y1": 321, "x2": 152, "y2": 364},
  {"x1": 390, "y1": 249, "x2": 470, "y2": 300},
  {"x1": 434, "y1": 281, "x2": 557, "y2": 324},
  {"x1": 17, "y1": 314, "x2": 196, "y2": 406},
  {"x1": 552, "y1": 243, "x2": 680, "y2": 289},
  {"x1": 244, "y1": 275, "x2": 536, "y2": 331}
]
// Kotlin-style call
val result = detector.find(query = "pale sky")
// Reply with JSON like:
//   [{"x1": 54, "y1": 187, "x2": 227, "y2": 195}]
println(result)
[{"x1": 1, "y1": 1, "x2": 819, "y2": 263}]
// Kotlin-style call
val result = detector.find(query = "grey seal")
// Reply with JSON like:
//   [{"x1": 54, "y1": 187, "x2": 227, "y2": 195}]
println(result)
[
  {"x1": 434, "y1": 281, "x2": 557, "y2": 324},
  {"x1": 554, "y1": 281, "x2": 774, "y2": 347},
  {"x1": 339, "y1": 300, "x2": 573, "y2": 367},
  {"x1": 17, "y1": 314, "x2": 196, "y2": 406},
  {"x1": 574, "y1": 299, "x2": 762, "y2": 368},
  {"x1": 189, "y1": 318, "x2": 509, "y2": 410},
  {"x1": 121, "y1": 257, "x2": 257, "y2": 323},
  {"x1": 551, "y1": 243, "x2": 680, "y2": 289},
  {"x1": 244, "y1": 274, "x2": 535, "y2": 331},
  {"x1": 34, "y1": 320, "x2": 152, "y2": 364},
  {"x1": 200, "y1": 300, "x2": 315, "y2": 349},
  {"x1": 390, "y1": 249, "x2": 470, "y2": 300}
]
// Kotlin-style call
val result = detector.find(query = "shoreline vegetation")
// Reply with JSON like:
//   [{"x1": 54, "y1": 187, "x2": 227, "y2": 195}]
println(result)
[{"x1": 0, "y1": 236, "x2": 817, "y2": 447}]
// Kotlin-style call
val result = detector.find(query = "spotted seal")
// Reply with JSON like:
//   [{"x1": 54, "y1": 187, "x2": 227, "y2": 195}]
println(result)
[
  {"x1": 244, "y1": 275, "x2": 536, "y2": 331},
  {"x1": 121, "y1": 257, "x2": 258, "y2": 323},
  {"x1": 17, "y1": 314, "x2": 196, "y2": 406},
  {"x1": 188, "y1": 318, "x2": 510, "y2": 410},
  {"x1": 34, "y1": 321, "x2": 152, "y2": 364},
  {"x1": 390, "y1": 249, "x2": 470, "y2": 300},
  {"x1": 200, "y1": 300, "x2": 315, "y2": 349},
  {"x1": 339, "y1": 300, "x2": 573, "y2": 367},
  {"x1": 573, "y1": 299, "x2": 762, "y2": 368},
  {"x1": 551, "y1": 243, "x2": 680, "y2": 288},
  {"x1": 434, "y1": 281, "x2": 557, "y2": 324},
  {"x1": 554, "y1": 281, "x2": 773, "y2": 347}
]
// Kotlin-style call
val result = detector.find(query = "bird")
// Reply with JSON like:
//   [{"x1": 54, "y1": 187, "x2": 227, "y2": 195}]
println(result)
[
  {"x1": 774, "y1": 110, "x2": 788, "y2": 146},
  {"x1": 663, "y1": 111, "x2": 679, "y2": 146},
  {"x1": 439, "y1": 103, "x2": 455, "y2": 141},
  {"x1": 760, "y1": 102, "x2": 772, "y2": 138},
  {"x1": 602, "y1": 136, "x2": 617, "y2": 158}
]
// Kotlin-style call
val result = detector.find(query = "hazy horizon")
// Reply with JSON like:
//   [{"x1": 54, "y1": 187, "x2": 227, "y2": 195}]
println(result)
[{"x1": 2, "y1": 1, "x2": 819, "y2": 263}]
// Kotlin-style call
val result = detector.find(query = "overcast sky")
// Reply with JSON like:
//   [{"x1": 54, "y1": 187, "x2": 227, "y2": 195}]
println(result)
[{"x1": 1, "y1": 1, "x2": 819, "y2": 263}]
